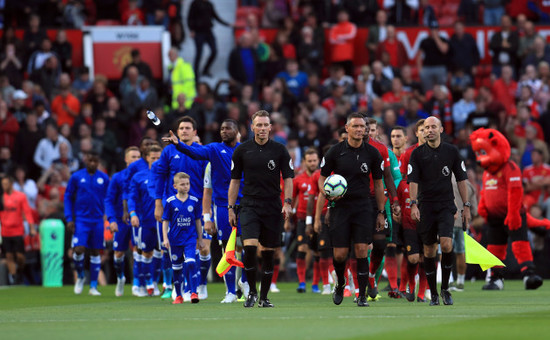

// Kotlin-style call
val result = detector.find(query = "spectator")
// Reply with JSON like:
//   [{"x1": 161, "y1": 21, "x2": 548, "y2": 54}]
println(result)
[
  {"x1": 417, "y1": 20, "x2": 450, "y2": 92},
  {"x1": 62, "y1": 0, "x2": 86, "y2": 28},
  {"x1": 465, "y1": 95, "x2": 497, "y2": 131},
  {"x1": 328, "y1": 9, "x2": 357, "y2": 76},
  {"x1": 341, "y1": 0, "x2": 379, "y2": 25},
  {"x1": 414, "y1": 0, "x2": 437, "y2": 27},
  {"x1": 450, "y1": 68, "x2": 473, "y2": 98},
  {"x1": 10, "y1": 90, "x2": 30, "y2": 125},
  {"x1": 523, "y1": 36, "x2": 550, "y2": 69},
  {"x1": 518, "y1": 21, "x2": 540, "y2": 61},
  {"x1": 228, "y1": 33, "x2": 258, "y2": 90},
  {"x1": 489, "y1": 15, "x2": 519, "y2": 77},
  {"x1": 491, "y1": 65, "x2": 518, "y2": 115},
  {"x1": 119, "y1": 65, "x2": 142, "y2": 99},
  {"x1": 92, "y1": 117, "x2": 118, "y2": 167},
  {"x1": 191, "y1": 93, "x2": 225, "y2": 144},
  {"x1": 452, "y1": 87, "x2": 476, "y2": 131},
  {"x1": 13, "y1": 165, "x2": 38, "y2": 210},
  {"x1": 85, "y1": 75, "x2": 113, "y2": 119},
  {"x1": 72, "y1": 67, "x2": 93, "y2": 101},
  {"x1": 13, "y1": 112, "x2": 43, "y2": 180},
  {"x1": 1, "y1": 43, "x2": 24, "y2": 89},
  {"x1": 450, "y1": 21, "x2": 480, "y2": 76},
  {"x1": 122, "y1": 49, "x2": 153, "y2": 82},
  {"x1": 382, "y1": 77, "x2": 408, "y2": 106},
  {"x1": 512, "y1": 123, "x2": 549, "y2": 168},
  {"x1": 0, "y1": 99, "x2": 19, "y2": 151},
  {"x1": 303, "y1": 12, "x2": 325, "y2": 49},
  {"x1": 517, "y1": 65, "x2": 543, "y2": 97},
  {"x1": 51, "y1": 141, "x2": 79, "y2": 174},
  {"x1": 271, "y1": 30, "x2": 297, "y2": 63},
  {"x1": 128, "y1": 107, "x2": 149, "y2": 147},
  {"x1": 1, "y1": 27, "x2": 24, "y2": 58},
  {"x1": 517, "y1": 85, "x2": 541, "y2": 119},
  {"x1": 122, "y1": 77, "x2": 159, "y2": 118},
  {"x1": 366, "y1": 10, "x2": 388, "y2": 64},
  {"x1": 367, "y1": 60, "x2": 392, "y2": 99},
  {"x1": 529, "y1": 1, "x2": 550, "y2": 23},
  {"x1": 121, "y1": 0, "x2": 145, "y2": 25},
  {"x1": 188, "y1": 0, "x2": 231, "y2": 79},
  {"x1": 30, "y1": 55, "x2": 61, "y2": 101},
  {"x1": 33, "y1": 122, "x2": 72, "y2": 173},
  {"x1": 297, "y1": 26, "x2": 324, "y2": 76},
  {"x1": 323, "y1": 64, "x2": 355, "y2": 96},
  {"x1": 458, "y1": 0, "x2": 479, "y2": 24},
  {"x1": 22, "y1": 14, "x2": 47, "y2": 61},
  {"x1": 261, "y1": 0, "x2": 287, "y2": 28},
  {"x1": 0, "y1": 146, "x2": 13, "y2": 174},
  {"x1": 401, "y1": 64, "x2": 425, "y2": 102},
  {"x1": 522, "y1": 149, "x2": 550, "y2": 210},
  {"x1": 483, "y1": 0, "x2": 506, "y2": 26},
  {"x1": 52, "y1": 30, "x2": 73, "y2": 73},
  {"x1": 425, "y1": 85, "x2": 454, "y2": 135},
  {"x1": 51, "y1": 73, "x2": 81, "y2": 128},
  {"x1": 168, "y1": 47, "x2": 196, "y2": 110},
  {"x1": 102, "y1": 96, "x2": 130, "y2": 147},
  {"x1": 275, "y1": 59, "x2": 308, "y2": 101},
  {"x1": 27, "y1": 38, "x2": 57, "y2": 76},
  {"x1": 375, "y1": 25, "x2": 407, "y2": 70},
  {"x1": 37, "y1": 166, "x2": 66, "y2": 200},
  {"x1": 147, "y1": 8, "x2": 169, "y2": 29}
]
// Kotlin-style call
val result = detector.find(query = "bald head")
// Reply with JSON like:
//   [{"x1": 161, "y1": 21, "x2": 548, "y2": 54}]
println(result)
[
  {"x1": 424, "y1": 116, "x2": 443, "y2": 146},
  {"x1": 424, "y1": 116, "x2": 442, "y2": 128}
]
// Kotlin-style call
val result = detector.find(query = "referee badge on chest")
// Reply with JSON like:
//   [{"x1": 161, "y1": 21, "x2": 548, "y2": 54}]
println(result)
[
  {"x1": 442, "y1": 166, "x2": 451, "y2": 176},
  {"x1": 360, "y1": 163, "x2": 369, "y2": 173},
  {"x1": 268, "y1": 160, "x2": 275, "y2": 170}
]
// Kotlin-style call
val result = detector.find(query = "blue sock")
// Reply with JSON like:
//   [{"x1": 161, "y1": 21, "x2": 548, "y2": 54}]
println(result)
[
  {"x1": 199, "y1": 254, "x2": 211, "y2": 286},
  {"x1": 132, "y1": 252, "x2": 140, "y2": 287},
  {"x1": 143, "y1": 256, "x2": 153, "y2": 286},
  {"x1": 183, "y1": 261, "x2": 190, "y2": 293},
  {"x1": 185, "y1": 260, "x2": 198, "y2": 294},
  {"x1": 73, "y1": 252, "x2": 85, "y2": 279},
  {"x1": 114, "y1": 255, "x2": 125, "y2": 279},
  {"x1": 173, "y1": 265, "x2": 183, "y2": 297},
  {"x1": 225, "y1": 266, "x2": 236, "y2": 294},
  {"x1": 162, "y1": 251, "x2": 172, "y2": 287},
  {"x1": 138, "y1": 255, "x2": 146, "y2": 287},
  {"x1": 153, "y1": 250, "x2": 162, "y2": 283},
  {"x1": 90, "y1": 255, "x2": 101, "y2": 289}
]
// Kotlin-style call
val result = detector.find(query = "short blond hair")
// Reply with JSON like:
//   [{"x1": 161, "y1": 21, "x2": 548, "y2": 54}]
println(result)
[{"x1": 173, "y1": 172, "x2": 190, "y2": 184}]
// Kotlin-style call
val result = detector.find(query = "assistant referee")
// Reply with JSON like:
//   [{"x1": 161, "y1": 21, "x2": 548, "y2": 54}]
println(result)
[
  {"x1": 228, "y1": 110, "x2": 294, "y2": 308},
  {"x1": 408, "y1": 116, "x2": 471, "y2": 306},
  {"x1": 318, "y1": 112, "x2": 386, "y2": 307}
]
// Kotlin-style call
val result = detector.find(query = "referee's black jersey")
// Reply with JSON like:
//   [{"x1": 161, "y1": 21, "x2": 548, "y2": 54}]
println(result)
[
  {"x1": 320, "y1": 140, "x2": 383, "y2": 203},
  {"x1": 407, "y1": 142, "x2": 468, "y2": 202},
  {"x1": 231, "y1": 138, "x2": 294, "y2": 199}
]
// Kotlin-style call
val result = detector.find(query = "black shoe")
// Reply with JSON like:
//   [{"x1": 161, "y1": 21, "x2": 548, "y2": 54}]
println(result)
[
  {"x1": 482, "y1": 278, "x2": 504, "y2": 290},
  {"x1": 440, "y1": 289, "x2": 453, "y2": 305},
  {"x1": 258, "y1": 298, "x2": 274, "y2": 308},
  {"x1": 243, "y1": 293, "x2": 258, "y2": 308},
  {"x1": 429, "y1": 293, "x2": 440, "y2": 306},
  {"x1": 405, "y1": 292, "x2": 415, "y2": 302},
  {"x1": 388, "y1": 288, "x2": 401, "y2": 299},
  {"x1": 236, "y1": 288, "x2": 243, "y2": 299},
  {"x1": 417, "y1": 296, "x2": 426, "y2": 303},
  {"x1": 524, "y1": 275, "x2": 543, "y2": 290},
  {"x1": 332, "y1": 284, "x2": 345, "y2": 305},
  {"x1": 356, "y1": 295, "x2": 369, "y2": 307},
  {"x1": 367, "y1": 284, "x2": 378, "y2": 299}
]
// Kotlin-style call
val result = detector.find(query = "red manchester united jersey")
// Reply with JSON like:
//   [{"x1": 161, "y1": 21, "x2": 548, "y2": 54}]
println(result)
[
  {"x1": 397, "y1": 181, "x2": 416, "y2": 230},
  {"x1": 293, "y1": 171, "x2": 313, "y2": 219},
  {"x1": 483, "y1": 161, "x2": 523, "y2": 218},
  {"x1": 523, "y1": 163, "x2": 550, "y2": 202},
  {"x1": 368, "y1": 138, "x2": 390, "y2": 194},
  {"x1": 309, "y1": 169, "x2": 328, "y2": 216},
  {"x1": 399, "y1": 143, "x2": 418, "y2": 178}
]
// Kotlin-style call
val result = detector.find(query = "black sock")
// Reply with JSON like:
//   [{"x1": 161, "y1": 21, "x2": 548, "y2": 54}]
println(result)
[
  {"x1": 260, "y1": 250, "x2": 274, "y2": 300},
  {"x1": 424, "y1": 256, "x2": 438, "y2": 296},
  {"x1": 333, "y1": 258, "x2": 347, "y2": 287},
  {"x1": 356, "y1": 257, "x2": 369, "y2": 297},
  {"x1": 243, "y1": 245, "x2": 258, "y2": 295},
  {"x1": 441, "y1": 251, "x2": 454, "y2": 290}
]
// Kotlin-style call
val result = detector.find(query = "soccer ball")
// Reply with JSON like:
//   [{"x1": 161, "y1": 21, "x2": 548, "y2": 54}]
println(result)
[{"x1": 323, "y1": 174, "x2": 348, "y2": 198}]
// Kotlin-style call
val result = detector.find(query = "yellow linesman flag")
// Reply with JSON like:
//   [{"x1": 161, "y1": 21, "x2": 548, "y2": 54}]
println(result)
[
  {"x1": 216, "y1": 227, "x2": 243, "y2": 277},
  {"x1": 464, "y1": 232, "x2": 506, "y2": 271}
]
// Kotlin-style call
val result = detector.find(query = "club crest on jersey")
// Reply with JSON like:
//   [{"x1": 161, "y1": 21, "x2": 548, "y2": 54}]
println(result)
[
  {"x1": 188, "y1": 205, "x2": 193, "y2": 212},
  {"x1": 172, "y1": 254, "x2": 178, "y2": 261},
  {"x1": 485, "y1": 178, "x2": 498, "y2": 189},
  {"x1": 360, "y1": 163, "x2": 369, "y2": 173},
  {"x1": 268, "y1": 160, "x2": 275, "y2": 170},
  {"x1": 97, "y1": 177, "x2": 104, "y2": 185},
  {"x1": 442, "y1": 166, "x2": 450, "y2": 176}
]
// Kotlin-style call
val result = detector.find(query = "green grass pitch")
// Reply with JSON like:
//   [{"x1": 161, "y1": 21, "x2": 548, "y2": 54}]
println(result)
[{"x1": 1, "y1": 280, "x2": 549, "y2": 340}]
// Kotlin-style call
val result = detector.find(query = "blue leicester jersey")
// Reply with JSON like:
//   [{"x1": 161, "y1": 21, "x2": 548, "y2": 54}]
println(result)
[
  {"x1": 105, "y1": 169, "x2": 126, "y2": 223},
  {"x1": 64, "y1": 169, "x2": 110, "y2": 222},
  {"x1": 162, "y1": 195, "x2": 202, "y2": 246},
  {"x1": 123, "y1": 158, "x2": 148, "y2": 201},
  {"x1": 175, "y1": 141, "x2": 243, "y2": 205},
  {"x1": 148, "y1": 161, "x2": 159, "y2": 199},
  {"x1": 153, "y1": 143, "x2": 207, "y2": 201},
  {"x1": 128, "y1": 169, "x2": 156, "y2": 225}
]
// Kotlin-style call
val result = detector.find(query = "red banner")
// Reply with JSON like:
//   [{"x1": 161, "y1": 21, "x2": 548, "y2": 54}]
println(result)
[{"x1": 92, "y1": 42, "x2": 162, "y2": 79}]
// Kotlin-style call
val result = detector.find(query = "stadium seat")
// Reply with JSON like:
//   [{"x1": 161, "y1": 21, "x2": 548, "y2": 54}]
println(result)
[
  {"x1": 235, "y1": 6, "x2": 263, "y2": 28},
  {"x1": 96, "y1": 19, "x2": 122, "y2": 26}
]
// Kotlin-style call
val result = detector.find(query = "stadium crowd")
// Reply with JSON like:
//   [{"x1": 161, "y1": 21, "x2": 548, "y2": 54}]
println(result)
[{"x1": 0, "y1": 0, "x2": 549, "y2": 297}]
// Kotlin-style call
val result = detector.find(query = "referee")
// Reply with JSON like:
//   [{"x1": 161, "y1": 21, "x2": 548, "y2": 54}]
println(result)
[
  {"x1": 408, "y1": 116, "x2": 471, "y2": 306},
  {"x1": 228, "y1": 110, "x2": 294, "y2": 308},
  {"x1": 318, "y1": 112, "x2": 386, "y2": 307}
]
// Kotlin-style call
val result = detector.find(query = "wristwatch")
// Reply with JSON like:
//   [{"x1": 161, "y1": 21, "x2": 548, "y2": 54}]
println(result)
[
  {"x1": 284, "y1": 198, "x2": 292, "y2": 205},
  {"x1": 410, "y1": 199, "x2": 418, "y2": 206},
  {"x1": 377, "y1": 210, "x2": 386, "y2": 215},
  {"x1": 228, "y1": 205, "x2": 236, "y2": 210},
  {"x1": 464, "y1": 201, "x2": 472, "y2": 208}
]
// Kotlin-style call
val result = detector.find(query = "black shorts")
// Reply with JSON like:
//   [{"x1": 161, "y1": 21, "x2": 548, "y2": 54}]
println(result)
[
  {"x1": 1, "y1": 236, "x2": 25, "y2": 254},
  {"x1": 403, "y1": 229, "x2": 423, "y2": 256},
  {"x1": 296, "y1": 219, "x2": 313, "y2": 247},
  {"x1": 239, "y1": 197, "x2": 283, "y2": 248},
  {"x1": 305, "y1": 216, "x2": 331, "y2": 251},
  {"x1": 389, "y1": 220, "x2": 403, "y2": 246},
  {"x1": 329, "y1": 199, "x2": 373, "y2": 248},
  {"x1": 417, "y1": 200, "x2": 456, "y2": 246}
]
